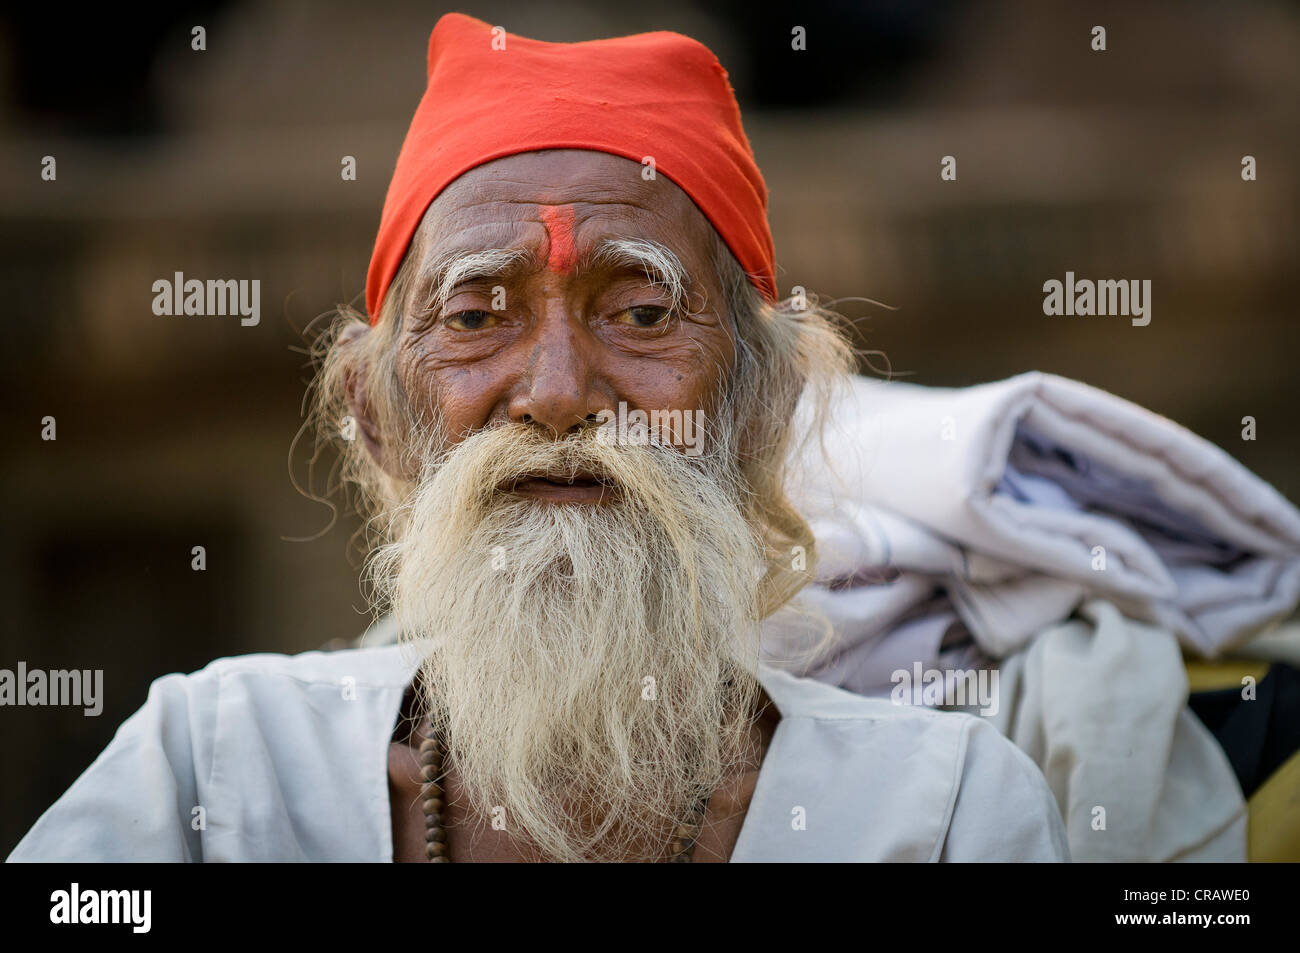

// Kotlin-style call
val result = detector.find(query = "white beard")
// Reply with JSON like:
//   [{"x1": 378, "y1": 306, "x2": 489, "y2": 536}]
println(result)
[{"x1": 371, "y1": 421, "x2": 766, "y2": 862}]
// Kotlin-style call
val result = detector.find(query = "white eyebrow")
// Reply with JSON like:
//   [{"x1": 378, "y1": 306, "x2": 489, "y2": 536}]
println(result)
[
  {"x1": 415, "y1": 246, "x2": 533, "y2": 316},
  {"x1": 414, "y1": 236, "x2": 694, "y2": 317},
  {"x1": 588, "y1": 237, "x2": 692, "y2": 314}
]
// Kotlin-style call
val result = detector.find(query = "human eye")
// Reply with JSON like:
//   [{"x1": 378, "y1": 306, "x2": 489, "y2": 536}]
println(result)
[
  {"x1": 444, "y1": 310, "x2": 499, "y2": 331},
  {"x1": 612, "y1": 305, "x2": 672, "y2": 329}
]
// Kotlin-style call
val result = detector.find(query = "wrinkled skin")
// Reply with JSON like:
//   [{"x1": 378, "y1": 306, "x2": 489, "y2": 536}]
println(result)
[
  {"x1": 352, "y1": 149, "x2": 738, "y2": 501},
  {"x1": 347, "y1": 150, "x2": 776, "y2": 862}
]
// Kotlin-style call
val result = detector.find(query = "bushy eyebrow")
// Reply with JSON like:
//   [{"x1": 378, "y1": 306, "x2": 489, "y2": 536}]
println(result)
[
  {"x1": 587, "y1": 237, "x2": 691, "y2": 315},
  {"x1": 414, "y1": 237, "x2": 694, "y2": 316},
  {"x1": 415, "y1": 246, "x2": 533, "y2": 316}
]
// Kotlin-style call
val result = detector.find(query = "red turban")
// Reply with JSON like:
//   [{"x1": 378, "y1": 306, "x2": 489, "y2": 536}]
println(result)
[{"x1": 365, "y1": 12, "x2": 776, "y2": 323}]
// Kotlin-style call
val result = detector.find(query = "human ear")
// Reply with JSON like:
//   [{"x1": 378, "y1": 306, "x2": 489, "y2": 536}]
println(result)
[{"x1": 339, "y1": 322, "x2": 392, "y2": 475}]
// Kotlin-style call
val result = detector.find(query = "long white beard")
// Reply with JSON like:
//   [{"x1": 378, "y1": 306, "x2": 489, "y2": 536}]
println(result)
[{"x1": 372, "y1": 421, "x2": 766, "y2": 862}]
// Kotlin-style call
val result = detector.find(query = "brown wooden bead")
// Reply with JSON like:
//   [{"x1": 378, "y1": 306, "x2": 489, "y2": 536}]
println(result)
[
  {"x1": 426, "y1": 826, "x2": 447, "y2": 844},
  {"x1": 422, "y1": 797, "x2": 443, "y2": 813},
  {"x1": 428, "y1": 840, "x2": 449, "y2": 857}
]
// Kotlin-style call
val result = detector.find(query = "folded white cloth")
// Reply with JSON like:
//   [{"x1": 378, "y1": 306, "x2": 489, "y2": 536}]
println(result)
[
  {"x1": 760, "y1": 371, "x2": 1297, "y2": 863},
  {"x1": 980, "y1": 600, "x2": 1246, "y2": 862},
  {"x1": 772, "y1": 371, "x2": 1300, "y2": 675}
]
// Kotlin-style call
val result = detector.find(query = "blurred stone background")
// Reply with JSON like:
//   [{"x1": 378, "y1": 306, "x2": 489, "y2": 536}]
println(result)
[{"x1": 1, "y1": 0, "x2": 1297, "y2": 853}]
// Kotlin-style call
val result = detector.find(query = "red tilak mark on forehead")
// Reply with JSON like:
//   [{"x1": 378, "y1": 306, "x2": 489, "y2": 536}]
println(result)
[{"x1": 539, "y1": 204, "x2": 577, "y2": 275}]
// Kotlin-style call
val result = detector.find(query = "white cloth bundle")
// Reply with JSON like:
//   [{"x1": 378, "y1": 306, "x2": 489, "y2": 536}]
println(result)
[
  {"x1": 766, "y1": 371, "x2": 1300, "y2": 689},
  {"x1": 761, "y1": 370, "x2": 1300, "y2": 862}
]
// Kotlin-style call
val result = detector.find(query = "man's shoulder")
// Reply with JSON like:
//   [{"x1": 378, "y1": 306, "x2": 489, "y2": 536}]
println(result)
[
  {"x1": 760, "y1": 662, "x2": 1048, "y2": 795},
  {"x1": 8, "y1": 641, "x2": 415, "y2": 862},
  {"x1": 138, "y1": 641, "x2": 414, "y2": 861},
  {"x1": 168, "y1": 641, "x2": 417, "y2": 697},
  {"x1": 760, "y1": 661, "x2": 980, "y2": 729},
  {"x1": 207, "y1": 642, "x2": 412, "y2": 682},
  {"x1": 749, "y1": 664, "x2": 1068, "y2": 860},
  {"x1": 130, "y1": 641, "x2": 420, "y2": 756},
  {"x1": 759, "y1": 663, "x2": 1009, "y2": 777}
]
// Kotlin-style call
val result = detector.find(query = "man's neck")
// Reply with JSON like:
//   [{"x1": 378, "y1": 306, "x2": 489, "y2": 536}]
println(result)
[{"x1": 387, "y1": 676, "x2": 780, "y2": 862}]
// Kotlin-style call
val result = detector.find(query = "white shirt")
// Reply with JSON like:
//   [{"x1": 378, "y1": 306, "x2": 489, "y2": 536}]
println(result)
[{"x1": 8, "y1": 643, "x2": 1068, "y2": 862}]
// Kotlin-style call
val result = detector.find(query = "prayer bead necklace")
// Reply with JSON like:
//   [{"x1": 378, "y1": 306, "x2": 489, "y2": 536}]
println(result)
[{"x1": 417, "y1": 713, "x2": 709, "y2": 862}]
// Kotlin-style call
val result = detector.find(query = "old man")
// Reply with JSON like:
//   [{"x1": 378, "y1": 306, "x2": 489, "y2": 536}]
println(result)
[{"x1": 9, "y1": 13, "x2": 1067, "y2": 863}]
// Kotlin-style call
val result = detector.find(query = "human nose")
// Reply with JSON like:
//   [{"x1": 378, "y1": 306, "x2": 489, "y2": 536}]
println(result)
[{"x1": 506, "y1": 311, "x2": 610, "y2": 436}]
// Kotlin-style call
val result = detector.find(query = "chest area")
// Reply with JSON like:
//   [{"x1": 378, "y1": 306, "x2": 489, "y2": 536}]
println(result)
[{"x1": 386, "y1": 742, "x2": 761, "y2": 862}]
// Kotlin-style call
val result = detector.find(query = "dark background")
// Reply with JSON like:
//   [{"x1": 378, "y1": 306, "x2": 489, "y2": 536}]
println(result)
[{"x1": 1, "y1": 0, "x2": 1297, "y2": 855}]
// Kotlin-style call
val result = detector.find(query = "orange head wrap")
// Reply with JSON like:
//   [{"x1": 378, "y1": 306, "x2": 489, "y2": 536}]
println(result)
[{"x1": 365, "y1": 12, "x2": 776, "y2": 323}]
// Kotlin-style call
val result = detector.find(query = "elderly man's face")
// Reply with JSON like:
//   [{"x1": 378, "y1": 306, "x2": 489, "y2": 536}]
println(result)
[
  {"x1": 348, "y1": 151, "x2": 793, "y2": 862},
  {"x1": 392, "y1": 149, "x2": 736, "y2": 500}
]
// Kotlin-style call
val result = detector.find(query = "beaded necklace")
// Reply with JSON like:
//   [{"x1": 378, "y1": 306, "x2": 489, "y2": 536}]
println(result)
[{"x1": 417, "y1": 713, "x2": 710, "y2": 862}]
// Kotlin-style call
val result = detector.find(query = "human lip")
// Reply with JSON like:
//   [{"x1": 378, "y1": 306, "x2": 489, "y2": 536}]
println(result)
[{"x1": 500, "y1": 470, "x2": 615, "y2": 503}]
